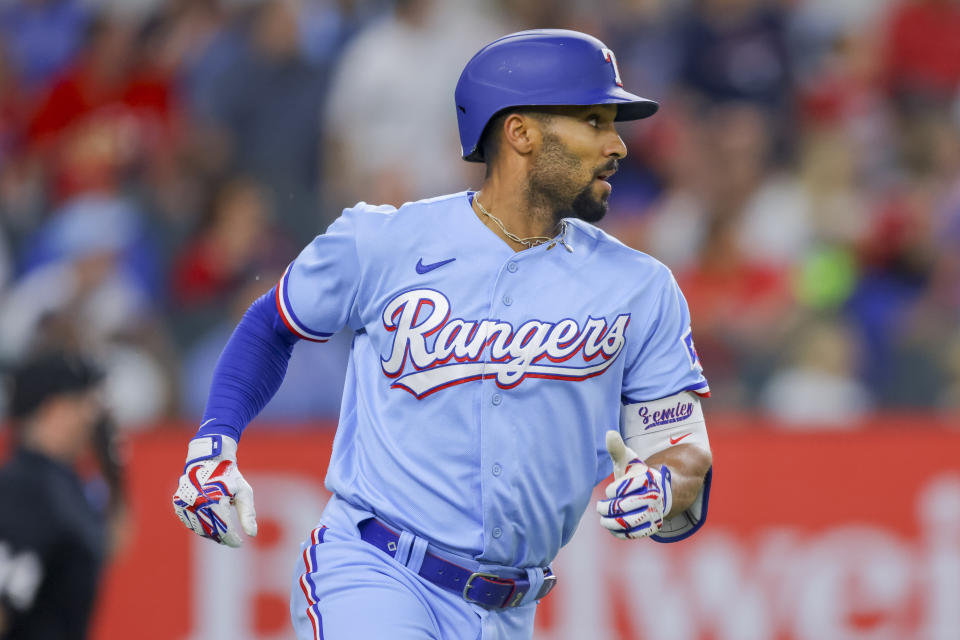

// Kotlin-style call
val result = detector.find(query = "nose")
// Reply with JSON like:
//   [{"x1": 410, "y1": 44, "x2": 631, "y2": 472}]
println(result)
[{"x1": 606, "y1": 129, "x2": 627, "y2": 160}]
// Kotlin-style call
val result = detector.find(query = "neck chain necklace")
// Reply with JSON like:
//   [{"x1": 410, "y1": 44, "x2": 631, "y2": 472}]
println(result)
[{"x1": 474, "y1": 197, "x2": 573, "y2": 252}]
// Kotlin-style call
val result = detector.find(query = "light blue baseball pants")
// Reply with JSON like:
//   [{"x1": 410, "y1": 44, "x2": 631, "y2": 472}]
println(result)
[{"x1": 290, "y1": 495, "x2": 539, "y2": 639}]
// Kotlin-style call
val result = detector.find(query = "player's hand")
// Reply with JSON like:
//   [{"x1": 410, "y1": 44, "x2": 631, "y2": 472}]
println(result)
[
  {"x1": 596, "y1": 430, "x2": 673, "y2": 540},
  {"x1": 172, "y1": 435, "x2": 257, "y2": 547}
]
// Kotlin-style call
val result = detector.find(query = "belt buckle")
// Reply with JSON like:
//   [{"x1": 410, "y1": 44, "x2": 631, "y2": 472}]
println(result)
[
  {"x1": 463, "y1": 571, "x2": 510, "y2": 606},
  {"x1": 536, "y1": 573, "x2": 557, "y2": 600}
]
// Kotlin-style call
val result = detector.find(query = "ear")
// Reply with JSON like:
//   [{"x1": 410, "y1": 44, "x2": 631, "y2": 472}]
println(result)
[{"x1": 501, "y1": 112, "x2": 541, "y2": 157}]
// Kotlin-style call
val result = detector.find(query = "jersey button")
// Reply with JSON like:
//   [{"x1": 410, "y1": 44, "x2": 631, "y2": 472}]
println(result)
[
  {"x1": 503, "y1": 295, "x2": 513, "y2": 306},
  {"x1": 507, "y1": 262, "x2": 518, "y2": 273},
  {"x1": 492, "y1": 527, "x2": 502, "y2": 539},
  {"x1": 491, "y1": 394, "x2": 502, "y2": 406},
  {"x1": 492, "y1": 463, "x2": 502, "y2": 476}
]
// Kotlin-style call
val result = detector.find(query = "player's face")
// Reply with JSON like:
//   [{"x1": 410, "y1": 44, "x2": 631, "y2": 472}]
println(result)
[{"x1": 526, "y1": 105, "x2": 627, "y2": 223}]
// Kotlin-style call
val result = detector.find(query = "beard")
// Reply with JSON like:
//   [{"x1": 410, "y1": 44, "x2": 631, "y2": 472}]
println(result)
[{"x1": 526, "y1": 131, "x2": 612, "y2": 225}]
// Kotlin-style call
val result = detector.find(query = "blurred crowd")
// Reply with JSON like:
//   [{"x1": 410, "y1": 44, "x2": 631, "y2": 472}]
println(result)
[{"x1": 0, "y1": 0, "x2": 958, "y2": 429}]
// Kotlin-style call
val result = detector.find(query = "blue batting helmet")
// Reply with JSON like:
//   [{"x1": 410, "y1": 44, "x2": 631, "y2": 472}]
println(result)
[{"x1": 455, "y1": 29, "x2": 659, "y2": 162}]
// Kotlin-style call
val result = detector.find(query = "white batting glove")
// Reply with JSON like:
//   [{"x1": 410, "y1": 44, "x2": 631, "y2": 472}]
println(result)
[
  {"x1": 172, "y1": 435, "x2": 257, "y2": 548},
  {"x1": 597, "y1": 430, "x2": 673, "y2": 540}
]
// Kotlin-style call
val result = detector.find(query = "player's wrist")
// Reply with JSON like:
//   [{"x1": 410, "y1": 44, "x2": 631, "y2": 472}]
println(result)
[{"x1": 185, "y1": 434, "x2": 238, "y2": 467}]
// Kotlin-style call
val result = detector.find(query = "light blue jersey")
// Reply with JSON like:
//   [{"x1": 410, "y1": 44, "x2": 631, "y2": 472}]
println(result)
[{"x1": 277, "y1": 191, "x2": 709, "y2": 569}]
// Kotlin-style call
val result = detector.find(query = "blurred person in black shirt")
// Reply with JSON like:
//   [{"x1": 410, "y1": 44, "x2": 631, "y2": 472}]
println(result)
[{"x1": 0, "y1": 351, "x2": 124, "y2": 639}]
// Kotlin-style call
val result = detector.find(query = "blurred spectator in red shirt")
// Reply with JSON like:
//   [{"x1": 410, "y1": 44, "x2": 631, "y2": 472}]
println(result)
[
  {"x1": 675, "y1": 212, "x2": 795, "y2": 407},
  {"x1": 26, "y1": 10, "x2": 180, "y2": 203},
  {"x1": 170, "y1": 176, "x2": 290, "y2": 340},
  {"x1": 883, "y1": 0, "x2": 960, "y2": 105}
]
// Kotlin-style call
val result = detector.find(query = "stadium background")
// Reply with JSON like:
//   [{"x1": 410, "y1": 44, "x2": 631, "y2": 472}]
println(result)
[{"x1": 0, "y1": 0, "x2": 958, "y2": 638}]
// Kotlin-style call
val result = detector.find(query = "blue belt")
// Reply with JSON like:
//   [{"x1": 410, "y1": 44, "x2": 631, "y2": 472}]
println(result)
[{"x1": 357, "y1": 518, "x2": 557, "y2": 609}]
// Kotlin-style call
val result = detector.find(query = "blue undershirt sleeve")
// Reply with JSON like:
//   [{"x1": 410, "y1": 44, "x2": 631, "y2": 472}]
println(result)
[{"x1": 194, "y1": 286, "x2": 299, "y2": 441}]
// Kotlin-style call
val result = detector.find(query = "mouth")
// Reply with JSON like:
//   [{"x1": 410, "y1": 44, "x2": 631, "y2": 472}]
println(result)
[
  {"x1": 595, "y1": 164, "x2": 618, "y2": 182},
  {"x1": 595, "y1": 170, "x2": 615, "y2": 192}
]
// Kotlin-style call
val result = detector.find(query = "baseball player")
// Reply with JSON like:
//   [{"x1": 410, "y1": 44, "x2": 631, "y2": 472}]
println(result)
[{"x1": 173, "y1": 29, "x2": 713, "y2": 639}]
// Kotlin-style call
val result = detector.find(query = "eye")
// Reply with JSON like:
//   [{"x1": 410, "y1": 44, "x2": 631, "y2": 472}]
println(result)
[{"x1": 587, "y1": 115, "x2": 600, "y2": 128}]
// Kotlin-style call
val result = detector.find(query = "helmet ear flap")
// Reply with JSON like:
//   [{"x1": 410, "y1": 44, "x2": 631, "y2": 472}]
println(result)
[
  {"x1": 455, "y1": 29, "x2": 659, "y2": 163},
  {"x1": 468, "y1": 110, "x2": 502, "y2": 163},
  {"x1": 472, "y1": 108, "x2": 519, "y2": 164}
]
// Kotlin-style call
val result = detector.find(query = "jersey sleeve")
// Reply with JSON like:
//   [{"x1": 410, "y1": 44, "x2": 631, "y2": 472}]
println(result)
[
  {"x1": 622, "y1": 266, "x2": 709, "y2": 402},
  {"x1": 275, "y1": 208, "x2": 363, "y2": 340}
]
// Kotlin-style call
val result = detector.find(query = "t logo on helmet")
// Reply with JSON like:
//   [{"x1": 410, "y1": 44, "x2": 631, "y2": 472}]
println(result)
[{"x1": 601, "y1": 48, "x2": 623, "y2": 88}]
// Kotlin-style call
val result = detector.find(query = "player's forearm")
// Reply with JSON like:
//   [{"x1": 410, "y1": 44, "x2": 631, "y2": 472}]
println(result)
[
  {"x1": 645, "y1": 443, "x2": 712, "y2": 518},
  {"x1": 196, "y1": 286, "x2": 299, "y2": 441}
]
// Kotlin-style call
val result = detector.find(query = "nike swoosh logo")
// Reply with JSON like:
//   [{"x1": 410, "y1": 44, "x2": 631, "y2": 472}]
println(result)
[
  {"x1": 199, "y1": 418, "x2": 216, "y2": 429},
  {"x1": 416, "y1": 257, "x2": 456, "y2": 274},
  {"x1": 669, "y1": 433, "x2": 693, "y2": 445}
]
